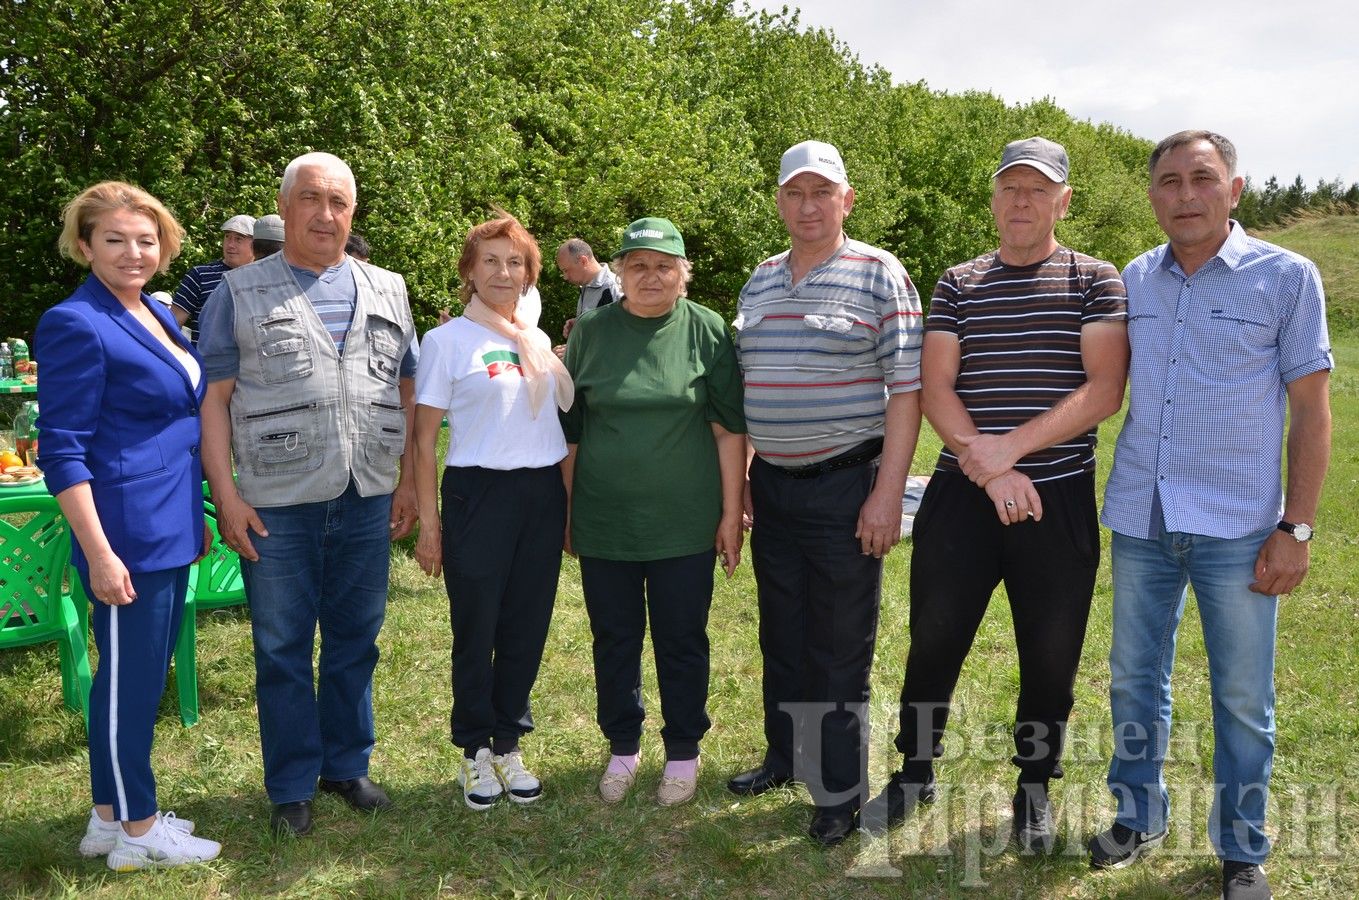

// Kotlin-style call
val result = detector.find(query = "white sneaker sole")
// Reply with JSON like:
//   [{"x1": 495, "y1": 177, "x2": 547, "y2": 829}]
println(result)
[{"x1": 80, "y1": 818, "x2": 195, "y2": 857}]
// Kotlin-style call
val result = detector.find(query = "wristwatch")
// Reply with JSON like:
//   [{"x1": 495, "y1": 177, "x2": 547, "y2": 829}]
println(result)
[{"x1": 1278, "y1": 521, "x2": 1314, "y2": 542}]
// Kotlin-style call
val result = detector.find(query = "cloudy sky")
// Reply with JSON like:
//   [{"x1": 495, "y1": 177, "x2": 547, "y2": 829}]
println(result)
[{"x1": 745, "y1": 0, "x2": 1358, "y2": 188}]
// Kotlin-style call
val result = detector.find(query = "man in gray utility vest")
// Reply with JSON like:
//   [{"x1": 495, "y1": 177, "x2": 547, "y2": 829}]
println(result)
[{"x1": 198, "y1": 151, "x2": 417, "y2": 838}]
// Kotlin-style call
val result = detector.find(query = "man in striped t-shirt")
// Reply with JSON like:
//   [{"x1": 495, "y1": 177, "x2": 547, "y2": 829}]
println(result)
[
  {"x1": 863, "y1": 137, "x2": 1129, "y2": 851},
  {"x1": 726, "y1": 140, "x2": 924, "y2": 847}
]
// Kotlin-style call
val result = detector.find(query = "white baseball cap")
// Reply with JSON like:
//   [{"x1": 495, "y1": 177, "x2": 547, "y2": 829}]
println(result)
[{"x1": 778, "y1": 140, "x2": 847, "y2": 186}]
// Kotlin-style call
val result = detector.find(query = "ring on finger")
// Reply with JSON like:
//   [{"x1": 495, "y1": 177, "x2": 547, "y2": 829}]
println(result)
[{"x1": 1004, "y1": 499, "x2": 1016, "y2": 508}]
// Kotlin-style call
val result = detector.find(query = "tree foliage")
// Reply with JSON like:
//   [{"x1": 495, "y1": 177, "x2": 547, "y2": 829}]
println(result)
[{"x1": 3, "y1": 0, "x2": 1167, "y2": 343}]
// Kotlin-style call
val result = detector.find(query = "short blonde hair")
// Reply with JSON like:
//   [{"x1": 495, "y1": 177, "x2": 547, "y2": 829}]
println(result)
[{"x1": 58, "y1": 181, "x2": 184, "y2": 274}]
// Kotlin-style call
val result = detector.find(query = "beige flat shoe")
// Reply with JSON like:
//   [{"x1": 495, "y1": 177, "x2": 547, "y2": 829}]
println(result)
[
  {"x1": 599, "y1": 763, "x2": 637, "y2": 804},
  {"x1": 657, "y1": 758, "x2": 700, "y2": 807}
]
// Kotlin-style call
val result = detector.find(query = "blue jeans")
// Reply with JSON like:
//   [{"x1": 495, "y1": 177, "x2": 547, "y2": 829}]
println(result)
[
  {"x1": 242, "y1": 482, "x2": 392, "y2": 804},
  {"x1": 1107, "y1": 524, "x2": 1278, "y2": 863}
]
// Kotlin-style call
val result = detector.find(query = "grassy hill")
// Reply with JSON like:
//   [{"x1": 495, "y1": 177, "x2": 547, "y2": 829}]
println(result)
[{"x1": 1257, "y1": 213, "x2": 1359, "y2": 334}]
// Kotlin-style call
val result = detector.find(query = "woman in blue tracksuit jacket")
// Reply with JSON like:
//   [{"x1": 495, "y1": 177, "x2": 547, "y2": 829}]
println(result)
[{"x1": 37, "y1": 181, "x2": 222, "y2": 870}]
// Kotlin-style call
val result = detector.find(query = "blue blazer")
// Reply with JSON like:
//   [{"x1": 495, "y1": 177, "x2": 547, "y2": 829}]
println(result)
[{"x1": 35, "y1": 274, "x2": 207, "y2": 574}]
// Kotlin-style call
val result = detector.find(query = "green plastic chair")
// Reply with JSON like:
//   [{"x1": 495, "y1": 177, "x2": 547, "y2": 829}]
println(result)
[
  {"x1": 172, "y1": 506, "x2": 247, "y2": 727},
  {"x1": 0, "y1": 493, "x2": 91, "y2": 724}
]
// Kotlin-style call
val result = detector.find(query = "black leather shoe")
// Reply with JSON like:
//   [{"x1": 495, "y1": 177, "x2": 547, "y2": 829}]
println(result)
[
  {"x1": 319, "y1": 775, "x2": 393, "y2": 812},
  {"x1": 271, "y1": 800, "x2": 313, "y2": 836},
  {"x1": 859, "y1": 771, "x2": 938, "y2": 834},
  {"x1": 726, "y1": 766, "x2": 796, "y2": 796},
  {"x1": 808, "y1": 804, "x2": 858, "y2": 847}
]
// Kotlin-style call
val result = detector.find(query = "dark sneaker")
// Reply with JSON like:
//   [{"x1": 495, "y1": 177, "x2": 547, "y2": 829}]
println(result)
[
  {"x1": 1088, "y1": 821, "x2": 1168, "y2": 869},
  {"x1": 1222, "y1": 860, "x2": 1272, "y2": 900},
  {"x1": 1012, "y1": 783, "x2": 1056, "y2": 854},
  {"x1": 858, "y1": 771, "x2": 937, "y2": 834}
]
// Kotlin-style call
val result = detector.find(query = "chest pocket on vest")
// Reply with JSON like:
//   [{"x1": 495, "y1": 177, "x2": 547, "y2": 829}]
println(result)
[
  {"x1": 254, "y1": 313, "x2": 314, "y2": 383},
  {"x1": 366, "y1": 314, "x2": 405, "y2": 384}
]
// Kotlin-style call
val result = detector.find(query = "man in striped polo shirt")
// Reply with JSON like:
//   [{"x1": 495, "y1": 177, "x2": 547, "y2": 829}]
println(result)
[
  {"x1": 726, "y1": 139, "x2": 924, "y2": 847},
  {"x1": 171, "y1": 214, "x2": 256, "y2": 344},
  {"x1": 862, "y1": 137, "x2": 1129, "y2": 851}
]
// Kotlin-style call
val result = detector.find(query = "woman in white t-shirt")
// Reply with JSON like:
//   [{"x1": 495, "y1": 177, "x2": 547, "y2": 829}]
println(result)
[{"x1": 411, "y1": 213, "x2": 573, "y2": 812}]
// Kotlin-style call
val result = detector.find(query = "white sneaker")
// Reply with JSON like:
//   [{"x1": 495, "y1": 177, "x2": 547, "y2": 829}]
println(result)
[
  {"x1": 493, "y1": 750, "x2": 543, "y2": 804},
  {"x1": 79, "y1": 808, "x2": 195, "y2": 857},
  {"x1": 106, "y1": 814, "x2": 220, "y2": 871},
  {"x1": 457, "y1": 747, "x2": 503, "y2": 811}
]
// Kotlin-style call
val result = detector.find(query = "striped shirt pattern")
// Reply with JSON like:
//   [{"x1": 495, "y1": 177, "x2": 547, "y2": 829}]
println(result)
[
  {"x1": 171, "y1": 260, "x2": 228, "y2": 344},
  {"x1": 735, "y1": 237, "x2": 923, "y2": 466},
  {"x1": 1103, "y1": 223, "x2": 1333, "y2": 540},
  {"x1": 289, "y1": 260, "x2": 356, "y2": 354},
  {"x1": 929, "y1": 247, "x2": 1126, "y2": 482}
]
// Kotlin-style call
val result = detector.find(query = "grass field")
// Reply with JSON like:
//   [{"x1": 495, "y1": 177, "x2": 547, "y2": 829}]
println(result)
[{"x1": 2, "y1": 224, "x2": 1357, "y2": 898}]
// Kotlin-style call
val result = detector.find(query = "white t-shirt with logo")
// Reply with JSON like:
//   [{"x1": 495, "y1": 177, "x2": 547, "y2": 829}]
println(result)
[{"x1": 415, "y1": 317, "x2": 568, "y2": 469}]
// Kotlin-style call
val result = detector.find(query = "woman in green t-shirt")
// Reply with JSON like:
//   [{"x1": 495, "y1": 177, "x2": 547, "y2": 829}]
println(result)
[{"x1": 560, "y1": 217, "x2": 746, "y2": 808}]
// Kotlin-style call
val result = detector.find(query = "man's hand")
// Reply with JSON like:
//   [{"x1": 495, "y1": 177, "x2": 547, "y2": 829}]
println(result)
[
  {"x1": 982, "y1": 469, "x2": 1042, "y2": 525},
  {"x1": 218, "y1": 493, "x2": 268, "y2": 562},
  {"x1": 855, "y1": 485, "x2": 903, "y2": 558},
  {"x1": 955, "y1": 432, "x2": 1019, "y2": 488},
  {"x1": 390, "y1": 480, "x2": 417, "y2": 540},
  {"x1": 1251, "y1": 529, "x2": 1310, "y2": 595}
]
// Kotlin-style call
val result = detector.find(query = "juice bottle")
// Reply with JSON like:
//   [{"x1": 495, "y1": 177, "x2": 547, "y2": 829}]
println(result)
[{"x1": 13, "y1": 401, "x2": 38, "y2": 466}]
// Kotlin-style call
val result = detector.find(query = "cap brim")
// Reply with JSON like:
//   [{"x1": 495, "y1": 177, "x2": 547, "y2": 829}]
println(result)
[
  {"x1": 777, "y1": 165, "x2": 847, "y2": 187},
  {"x1": 991, "y1": 160, "x2": 1067, "y2": 183}
]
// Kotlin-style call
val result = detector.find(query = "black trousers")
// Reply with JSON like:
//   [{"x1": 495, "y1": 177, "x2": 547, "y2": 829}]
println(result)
[
  {"x1": 896, "y1": 470, "x2": 1098, "y2": 784},
  {"x1": 442, "y1": 465, "x2": 565, "y2": 752},
  {"x1": 749, "y1": 455, "x2": 882, "y2": 807},
  {"x1": 580, "y1": 549, "x2": 716, "y2": 760}
]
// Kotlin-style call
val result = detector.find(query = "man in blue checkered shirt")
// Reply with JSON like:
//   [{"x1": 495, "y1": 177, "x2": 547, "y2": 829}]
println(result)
[{"x1": 1091, "y1": 131, "x2": 1333, "y2": 900}]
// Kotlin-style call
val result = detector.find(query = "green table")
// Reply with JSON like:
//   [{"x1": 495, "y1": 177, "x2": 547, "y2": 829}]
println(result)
[{"x1": 0, "y1": 378, "x2": 37, "y2": 394}]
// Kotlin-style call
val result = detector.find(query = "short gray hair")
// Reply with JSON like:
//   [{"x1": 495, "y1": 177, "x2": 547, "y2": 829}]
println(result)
[
  {"x1": 557, "y1": 237, "x2": 595, "y2": 261},
  {"x1": 1149, "y1": 130, "x2": 1238, "y2": 177},
  {"x1": 280, "y1": 151, "x2": 357, "y2": 200},
  {"x1": 610, "y1": 252, "x2": 693, "y2": 294}
]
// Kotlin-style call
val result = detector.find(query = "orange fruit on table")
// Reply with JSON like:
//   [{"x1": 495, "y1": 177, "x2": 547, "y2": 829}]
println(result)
[{"x1": 0, "y1": 451, "x2": 23, "y2": 471}]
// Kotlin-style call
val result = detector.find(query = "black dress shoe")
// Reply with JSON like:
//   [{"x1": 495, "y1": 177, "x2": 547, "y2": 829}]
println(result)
[
  {"x1": 319, "y1": 775, "x2": 393, "y2": 812},
  {"x1": 859, "y1": 771, "x2": 937, "y2": 834},
  {"x1": 271, "y1": 800, "x2": 313, "y2": 836},
  {"x1": 726, "y1": 766, "x2": 796, "y2": 796},
  {"x1": 808, "y1": 804, "x2": 858, "y2": 847}
]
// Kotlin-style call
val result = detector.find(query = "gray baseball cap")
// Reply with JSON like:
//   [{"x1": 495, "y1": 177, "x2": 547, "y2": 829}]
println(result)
[
  {"x1": 992, "y1": 137, "x2": 1069, "y2": 183},
  {"x1": 221, "y1": 214, "x2": 256, "y2": 236}
]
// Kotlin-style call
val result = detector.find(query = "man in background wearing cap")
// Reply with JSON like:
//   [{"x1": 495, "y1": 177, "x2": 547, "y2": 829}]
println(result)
[
  {"x1": 253, "y1": 214, "x2": 285, "y2": 258},
  {"x1": 862, "y1": 137, "x2": 1128, "y2": 851},
  {"x1": 172, "y1": 213, "x2": 256, "y2": 344},
  {"x1": 727, "y1": 139, "x2": 924, "y2": 846}
]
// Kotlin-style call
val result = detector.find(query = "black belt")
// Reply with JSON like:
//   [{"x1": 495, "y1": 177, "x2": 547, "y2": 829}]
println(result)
[{"x1": 770, "y1": 438, "x2": 884, "y2": 479}]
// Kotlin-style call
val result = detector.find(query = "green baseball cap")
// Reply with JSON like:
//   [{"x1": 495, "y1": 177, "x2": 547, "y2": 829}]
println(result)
[{"x1": 613, "y1": 217, "x2": 685, "y2": 259}]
